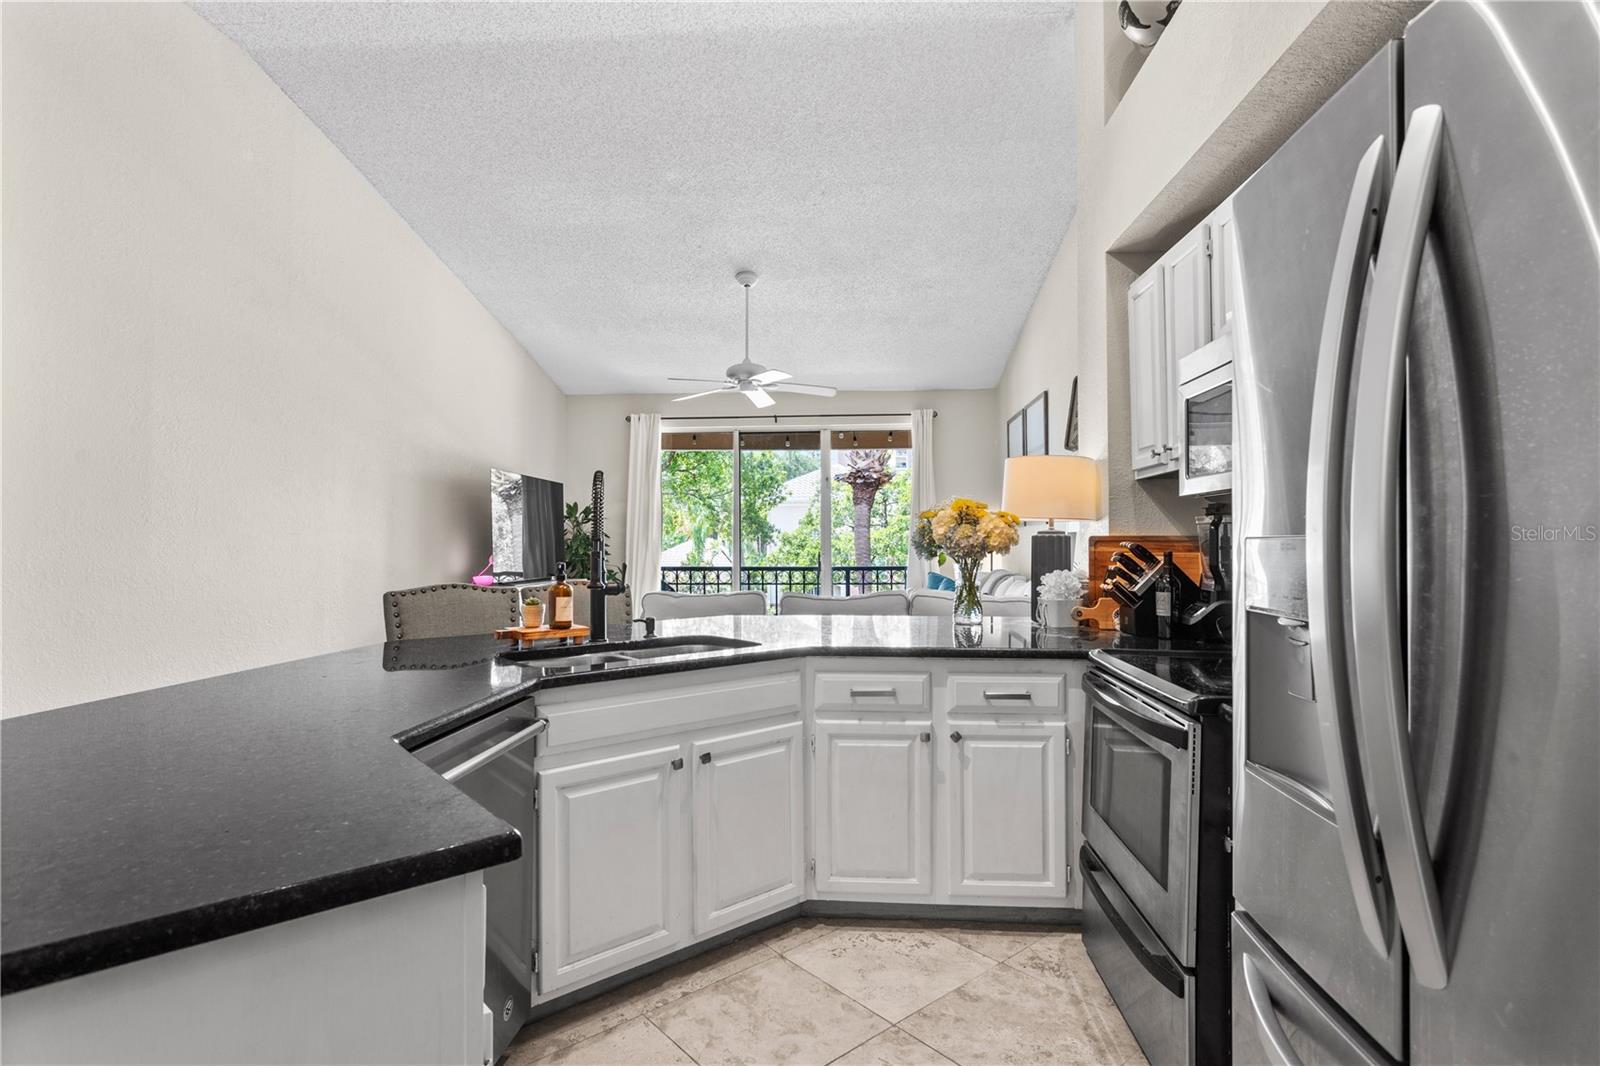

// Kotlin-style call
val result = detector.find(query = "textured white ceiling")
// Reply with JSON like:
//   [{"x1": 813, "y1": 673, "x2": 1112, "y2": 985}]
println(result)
[{"x1": 195, "y1": 2, "x2": 1077, "y2": 394}]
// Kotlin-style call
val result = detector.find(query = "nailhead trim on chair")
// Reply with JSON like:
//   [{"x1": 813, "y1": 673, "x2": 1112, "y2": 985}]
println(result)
[{"x1": 383, "y1": 583, "x2": 520, "y2": 641}]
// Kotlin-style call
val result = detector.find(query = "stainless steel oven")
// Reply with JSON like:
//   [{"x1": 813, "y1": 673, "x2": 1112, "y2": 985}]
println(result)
[
  {"x1": 1178, "y1": 335, "x2": 1233, "y2": 497},
  {"x1": 1082, "y1": 670, "x2": 1201, "y2": 965}
]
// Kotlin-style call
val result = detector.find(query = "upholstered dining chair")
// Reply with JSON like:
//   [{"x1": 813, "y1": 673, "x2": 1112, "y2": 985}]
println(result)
[
  {"x1": 778, "y1": 591, "x2": 910, "y2": 616},
  {"x1": 383, "y1": 583, "x2": 520, "y2": 641},
  {"x1": 637, "y1": 590, "x2": 767, "y2": 620}
]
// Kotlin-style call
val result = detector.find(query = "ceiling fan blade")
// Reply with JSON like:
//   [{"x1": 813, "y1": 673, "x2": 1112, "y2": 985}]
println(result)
[
  {"x1": 745, "y1": 386, "x2": 776, "y2": 409},
  {"x1": 750, "y1": 369, "x2": 791, "y2": 385},
  {"x1": 668, "y1": 377, "x2": 732, "y2": 386},
  {"x1": 673, "y1": 387, "x2": 732, "y2": 402},
  {"x1": 764, "y1": 382, "x2": 837, "y2": 397}
]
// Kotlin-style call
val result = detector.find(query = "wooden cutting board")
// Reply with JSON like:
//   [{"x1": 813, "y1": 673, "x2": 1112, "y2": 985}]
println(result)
[
  {"x1": 493, "y1": 623, "x2": 591, "y2": 644},
  {"x1": 1086, "y1": 535, "x2": 1204, "y2": 602}
]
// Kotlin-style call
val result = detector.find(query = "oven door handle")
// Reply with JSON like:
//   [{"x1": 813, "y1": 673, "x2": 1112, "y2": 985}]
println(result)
[
  {"x1": 441, "y1": 716, "x2": 548, "y2": 782},
  {"x1": 1079, "y1": 845, "x2": 1185, "y2": 999},
  {"x1": 1084, "y1": 673, "x2": 1191, "y2": 750}
]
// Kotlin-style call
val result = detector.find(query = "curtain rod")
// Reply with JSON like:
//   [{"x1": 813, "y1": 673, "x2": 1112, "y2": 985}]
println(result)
[{"x1": 625, "y1": 411, "x2": 935, "y2": 423}]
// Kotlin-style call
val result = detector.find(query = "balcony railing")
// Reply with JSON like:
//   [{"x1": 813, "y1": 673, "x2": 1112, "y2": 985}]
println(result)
[{"x1": 659, "y1": 565, "x2": 908, "y2": 609}]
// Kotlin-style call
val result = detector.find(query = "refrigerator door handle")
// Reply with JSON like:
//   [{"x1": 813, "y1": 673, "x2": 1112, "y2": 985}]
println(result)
[
  {"x1": 1348, "y1": 102, "x2": 1451, "y2": 989},
  {"x1": 1305, "y1": 134, "x2": 1393, "y2": 956},
  {"x1": 1242, "y1": 953, "x2": 1304, "y2": 1066}
]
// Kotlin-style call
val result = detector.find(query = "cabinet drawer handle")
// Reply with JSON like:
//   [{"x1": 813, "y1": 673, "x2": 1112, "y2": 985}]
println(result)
[
  {"x1": 950, "y1": 730, "x2": 963, "y2": 743},
  {"x1": 849, "y1": 687, "x2": 898, "y2": 699},
  {"x1": 699, "y1": 751, "x2": 712, "y2": 765},
  {"x1": 670, "y1": 757, "x2": 684, "y2": 771},
  {"x1": 982, "y1": 690, "x2": 1034, "y2": 701},
  {"x1": 920, "y1": 732, "x2": 932, "y2": 743}
]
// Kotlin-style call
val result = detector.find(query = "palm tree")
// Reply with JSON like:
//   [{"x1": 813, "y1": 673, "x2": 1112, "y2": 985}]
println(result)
[{"x1": 834, "y1": 450, "x2": 896, "y2": 567}]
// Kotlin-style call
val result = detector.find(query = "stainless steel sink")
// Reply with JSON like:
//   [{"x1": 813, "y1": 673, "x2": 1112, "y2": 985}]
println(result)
[
  {"x1": 499, "y1": 636, "x2": 757, "y2": 668},
  {"x1": 619, "y1": 643, "x2": 746, "y2": 660}
]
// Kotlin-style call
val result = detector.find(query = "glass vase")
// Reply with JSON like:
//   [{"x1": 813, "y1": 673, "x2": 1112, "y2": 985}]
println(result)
[{"x1": 953, "y1": 558, "x2": 983, "y2": 628}]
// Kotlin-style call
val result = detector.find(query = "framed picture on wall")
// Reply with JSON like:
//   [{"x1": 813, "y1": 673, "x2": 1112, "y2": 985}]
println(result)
[
  {"x1": 1023, "y1": 392, "x2": 1048, "y2": 455},
  {"x1": 1007, "y1": 392, "x2": 1051, "y2": 456}
]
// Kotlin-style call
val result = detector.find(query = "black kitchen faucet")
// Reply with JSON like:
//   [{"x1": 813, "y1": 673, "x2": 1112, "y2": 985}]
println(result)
[{"x1": 587, "y1": 470, "x2": 626, "y2": 641}]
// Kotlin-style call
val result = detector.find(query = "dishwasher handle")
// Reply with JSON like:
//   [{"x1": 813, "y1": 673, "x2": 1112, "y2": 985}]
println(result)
[{"x1": 441, "y1": 717, "x2": 548, "y2": 782}]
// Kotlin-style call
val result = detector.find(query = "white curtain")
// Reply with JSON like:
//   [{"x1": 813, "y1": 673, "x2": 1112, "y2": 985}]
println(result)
[
  {"x1": 624, "y1": 413, "x2": 662, "y2": 601},
  {"x1": 907, "y1": 408, "x2": 938, "y2": 589}
]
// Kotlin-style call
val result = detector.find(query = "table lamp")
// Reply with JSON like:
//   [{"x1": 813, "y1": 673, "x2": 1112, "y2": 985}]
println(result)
[{"x1": 1001, "y1": 455, "x2": 1102, "y2": 621}]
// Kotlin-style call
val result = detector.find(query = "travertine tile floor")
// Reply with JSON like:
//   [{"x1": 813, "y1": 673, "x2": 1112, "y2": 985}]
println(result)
[{"x1": 504, "y1": 918, "x2": 1148, "y2": 1066}]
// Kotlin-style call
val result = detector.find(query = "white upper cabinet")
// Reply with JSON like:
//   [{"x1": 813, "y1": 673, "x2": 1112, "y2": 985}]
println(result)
[
  {"x1": 538, "y1": 743, "x2": 689, "y2": 993},
  {"x1": 812, "y1": 719, "x2": 933, "y2": 897},
  {"x1": 1129, "y1": 200, "x2": 1239, "y2": 481},
  {"x1": 1128, "y1": 263, "x2": 1172, "y2": 478},
  {"x1": 690, "y1": 721, "x2": 805, "y2": 936},
  {"x1": 1208, "y1": 199, "x2": 1236, "y2": 338},
  {"x1": 944, "y1": 720, "x2": 1069, "y2": 900},
  {"x1": 1164, "y1": 222, "x2": 1214, "y2": 362}
]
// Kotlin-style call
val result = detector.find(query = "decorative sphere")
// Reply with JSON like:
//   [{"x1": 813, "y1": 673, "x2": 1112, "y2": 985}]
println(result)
[{"x1": 1119, "y1": 0, "x2": 1180, "y2": 47}]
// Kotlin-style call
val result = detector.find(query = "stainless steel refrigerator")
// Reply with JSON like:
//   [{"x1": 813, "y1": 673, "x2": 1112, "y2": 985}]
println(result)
[{"x1": 1230, "y1": 2, "x2": 1598, "y2": 1063}]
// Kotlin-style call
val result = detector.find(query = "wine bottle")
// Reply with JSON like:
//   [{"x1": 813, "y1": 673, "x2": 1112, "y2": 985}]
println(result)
[
  {"x1": 550, "y1": 561, "x2": 574, "y2": 630},
  {"x1": 1155, "y1": 551, "x2": 1175, "y2": 641}
]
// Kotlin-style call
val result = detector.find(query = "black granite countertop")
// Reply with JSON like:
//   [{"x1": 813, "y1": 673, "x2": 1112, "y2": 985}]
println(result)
[{"x1": 1, "y1": 615, "x2": 1201, "y2": 994}]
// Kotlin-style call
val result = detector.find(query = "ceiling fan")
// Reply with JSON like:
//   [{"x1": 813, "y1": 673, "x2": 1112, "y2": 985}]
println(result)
[{"x1": 670, "y1": 271, "x2": 838, "y2": 409}]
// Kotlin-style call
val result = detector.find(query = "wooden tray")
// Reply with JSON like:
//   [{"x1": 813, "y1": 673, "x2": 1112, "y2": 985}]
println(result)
[
  {"x1": 1073, "y1": 596, "x2": 1121, "y2": 631},
  {"x1": 493, "y1": 623, "x2": 591, "y2": 643},
  {"x1": 1086, "y1": 535, "x2": 1204, "y2": 604}
]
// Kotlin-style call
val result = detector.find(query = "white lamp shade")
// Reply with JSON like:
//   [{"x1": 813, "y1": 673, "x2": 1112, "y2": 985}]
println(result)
[{"x1": 1001, "y1": 455, "x2": 1101, "y2": 521}]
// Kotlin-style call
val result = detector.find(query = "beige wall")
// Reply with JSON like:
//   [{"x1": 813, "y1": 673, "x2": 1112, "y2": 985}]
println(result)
[
  {"x1": 1, "y1": 4, "x2": 568, "y2": 716},
  {"x1": 997, "y1": 0, "x2": 1421, "y2": 544},
  {"x1": 563, "y1": 389, "x2": 1001, "y2": 565}
]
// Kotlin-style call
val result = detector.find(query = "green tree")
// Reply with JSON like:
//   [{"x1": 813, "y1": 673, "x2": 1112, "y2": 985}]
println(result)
[
  {"x1": 834, "y1": 450, "x2": 897, "y2": 566},
  {"x1": 659, "y1": 448, "x2": 801, "y2": 568}
]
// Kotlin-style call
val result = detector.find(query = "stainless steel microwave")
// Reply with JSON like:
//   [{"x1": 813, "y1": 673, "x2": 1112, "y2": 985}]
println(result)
[{"x1": 1177, "y1": 335, "x2": 1233, "y2": 497}]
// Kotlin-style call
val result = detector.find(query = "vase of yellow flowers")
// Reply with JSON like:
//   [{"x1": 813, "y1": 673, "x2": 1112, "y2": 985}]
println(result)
[{"x1": 912, "y1": 498, "x2": 1021, "y2": 627}]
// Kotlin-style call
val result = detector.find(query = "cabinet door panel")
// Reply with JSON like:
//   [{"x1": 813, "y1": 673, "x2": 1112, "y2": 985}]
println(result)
[
  {"x1": 1209, "y1": 204, "x2": 1236, "y2": 337},
  {"x1": 814, "y1": 720, "x2": 932, "y2": 896},
  {"x1": 1164, "y1": 224, "x2": 1213, "y2": 456},
  {"x1": 691, "y1": 721, "x2": 804, "y2": 935},
  {"x1": 947, "y1": 722, "x2": 1068, "y2": 899},
  {"x1": 538, "y1": 744, "x2": 686, "y2": 993},
  {"x1": 1127, "y1": 264, "x2": 1172, "y2": 476}
]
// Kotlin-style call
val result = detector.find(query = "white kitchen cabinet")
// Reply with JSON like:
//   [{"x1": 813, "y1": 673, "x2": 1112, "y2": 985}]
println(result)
[
  {"x1": 537, "y1": 742, "x2": 689, "y2": 994},
  {"x1": 813, "y1": 719, "x2": 933, "y2": 897},
  {"x1": 690, "y1": 720, "x2": 805, "y2": 936},
  {"x1": 1208, "y1": 199, "x2": 1236, "y2": 338},
  {"x1": 944, "y1": 720, "x2": 1069, "y2": 900},
  {"x1": 1164, "y1": 222, "x2": 1214, "y2": 364},
  {"x1": 1130, "y1": 201, "x2": 1244, "y2": 481},
  {"x1": 1164, "y1": 222, "x2": 1213, "y2": 459},
  {"x1": 1127, "y1": 262, "x2": 1173, "y2": 478}
]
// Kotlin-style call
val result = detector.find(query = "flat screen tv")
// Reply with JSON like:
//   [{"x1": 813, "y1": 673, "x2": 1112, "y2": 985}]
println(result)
[{"x1": 490, "y1": 469, "x2": 564, "y2": 582}]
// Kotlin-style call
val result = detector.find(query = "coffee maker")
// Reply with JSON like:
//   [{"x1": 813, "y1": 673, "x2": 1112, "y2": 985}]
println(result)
[{"x1": 1179, "y1": 501, "x2": 1232, "y2": 643}]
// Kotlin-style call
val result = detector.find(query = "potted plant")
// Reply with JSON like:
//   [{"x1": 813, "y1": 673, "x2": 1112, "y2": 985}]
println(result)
[
  {"x1": 1037, "y1": 568, "x2": 1085, "y2": 630},
  {"x1": 912, "y1": 498, "x2": 1021, "y2": 627}
]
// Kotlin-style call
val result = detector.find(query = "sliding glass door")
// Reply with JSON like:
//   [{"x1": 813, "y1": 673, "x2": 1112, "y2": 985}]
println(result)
[
  {"x1": 739, "y1": 431, "x2": 822, "y2": 609},
  {"x1": 659, "y1": 431, "x2": 735, "y2": 592},
  {"x1": 658, "y1": 424, "x2": 911, "y2": 609},
  {"x1": 827, "y1": 430, "x2": 911, "y2": 595}
]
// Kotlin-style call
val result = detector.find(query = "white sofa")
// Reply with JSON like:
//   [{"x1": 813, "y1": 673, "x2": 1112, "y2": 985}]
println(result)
[{"x1": 771, "y1": 571, "x2": 1032, "y2": 617}]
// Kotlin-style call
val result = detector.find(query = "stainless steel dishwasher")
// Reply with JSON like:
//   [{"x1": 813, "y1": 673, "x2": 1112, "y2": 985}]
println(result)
[{"x1": 414, "y1": 701, "x2": 546, "y2": 1065}]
